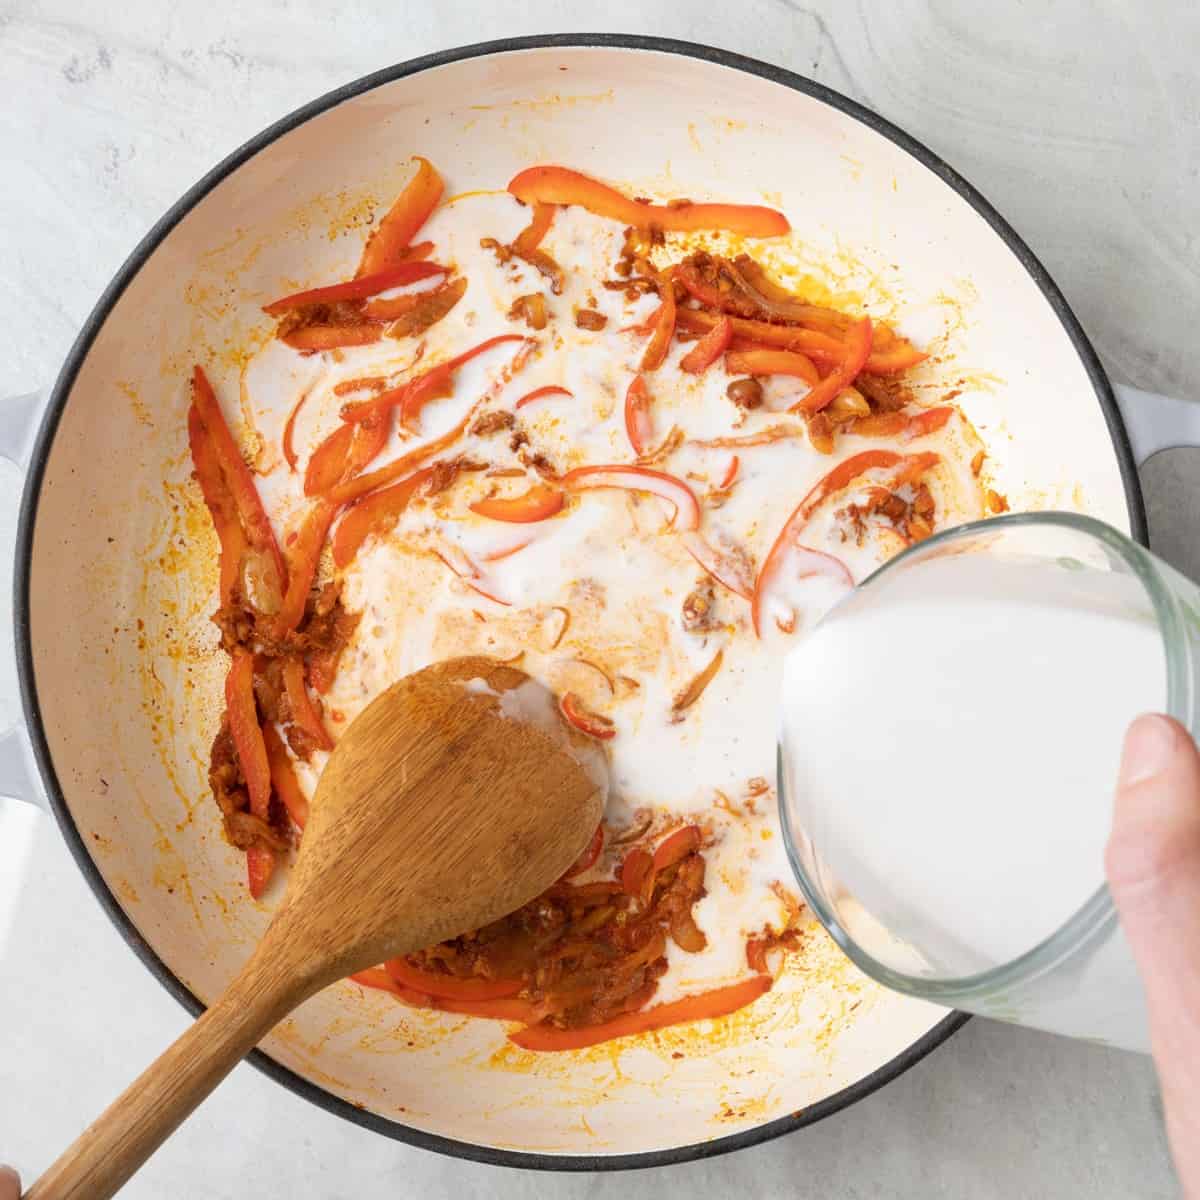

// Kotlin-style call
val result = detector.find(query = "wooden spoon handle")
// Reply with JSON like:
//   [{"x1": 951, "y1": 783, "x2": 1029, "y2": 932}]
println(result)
[{"x1": 26, "y1": 962, "x2": 292, "y2": 1200}]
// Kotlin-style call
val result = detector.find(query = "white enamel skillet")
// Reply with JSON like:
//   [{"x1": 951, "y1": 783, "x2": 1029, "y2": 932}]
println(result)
[{"x1": 6, "y1": 35, "x2": 1198, "y2": 1170}]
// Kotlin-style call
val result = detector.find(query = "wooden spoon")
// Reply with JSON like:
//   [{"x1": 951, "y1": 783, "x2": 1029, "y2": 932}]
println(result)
[{"x1": 29, "y1": 655, "x2": 607, "y2": 1200}]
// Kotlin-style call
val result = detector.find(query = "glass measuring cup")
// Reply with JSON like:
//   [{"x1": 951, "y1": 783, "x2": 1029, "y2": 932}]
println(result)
[{"x1": 777, "y1": 512, "x2": 1200, "y2": 1051}]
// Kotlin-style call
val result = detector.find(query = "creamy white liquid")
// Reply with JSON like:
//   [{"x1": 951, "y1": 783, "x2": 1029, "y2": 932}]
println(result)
[{"x1": 779, "y1": 552, "x2": 1163, "y2": 1047}]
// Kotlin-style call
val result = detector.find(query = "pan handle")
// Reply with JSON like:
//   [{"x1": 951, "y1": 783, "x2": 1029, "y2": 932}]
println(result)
[
  {"x1": 0, "y1": 389, "x2": 48, "y2": 811},
  {"x1": 1113, "y1": 383, "x2": 1200, "y2": 466}
]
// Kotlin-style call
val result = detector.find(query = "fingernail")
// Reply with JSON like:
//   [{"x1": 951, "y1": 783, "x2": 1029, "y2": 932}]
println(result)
[{"x1": 1119, "y1": 713, "x2": 1178, "y2": 787}]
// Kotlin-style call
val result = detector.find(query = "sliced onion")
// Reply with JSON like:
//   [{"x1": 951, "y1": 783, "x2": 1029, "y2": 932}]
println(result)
[
  {"x1": 428, "y1": 532, "x2": 510, "y2": 605},
  {"x1": 561, "y1": 465, "x2": 701, "y2": 532},
  {"x1": 681, "y1": 532, "x2": 754, "y2": 600},
  {"x1": 726, "y1": 256, "x2": 844, "y2": 328}
]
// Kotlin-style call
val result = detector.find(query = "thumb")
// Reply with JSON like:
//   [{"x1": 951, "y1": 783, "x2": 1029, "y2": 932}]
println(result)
[
  {"x1": 1108, "y1": 714, "x2": 1200, "y2": 948},
  {"x1": 1107, "y1": 713, "x2": 1200, "y2": 1195}
]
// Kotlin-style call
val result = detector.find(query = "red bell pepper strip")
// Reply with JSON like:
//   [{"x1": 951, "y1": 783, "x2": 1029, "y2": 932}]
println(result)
[
  {"x1": 893, "y1": 450, "x2": 941, "y2": 487},
  {"x1": 624, "y1": 375, "x2": 654, "y2": 456},
  {"x1": 789, "y1": 318, "x2": 873, "y2": 414},
  {"x1": 515, "y1": 385, "x2": 573, "y2": 409},
  {"x1": 673, "y1": 262, "x2": 728, "y2": 310},
  {"x1": 352, "y1": 968, "x2": 545, "y2": 1022},
  {"x1": 755, "y1": 542, "x2": 855, "y2": 639},
  {"x1": 676, "y1": 308, "x2": 921, "y2": 377},
  {"x1": 331, "y1": 466, "x2": 434, "y2": 568},
  {"x1": 350, "y1": 967, "x2": 409, "y2": 996},
  {"x1": 398, "y1": 241, "x2": 434, "y2": 262},
  {"x1": 225, "y1": 650, "x2": 276, "y2": 897},
  {"x1": 263, "y1": 720, "x2": 309, "y2": 830},
  {"x1": 397, "y1": 364, "x2": 456, "y2": 432},
  {"x1": 328, "y1": 413, "x2": 473, "y2": 506},
  {"x1": 725, "y1": 347, "x2": 820, "y2": 386},
  {"x1": 469, "y1": 482, "x2": 564, "y2": 523},
  {"x1": 438, "y1": 994, "x2": 546, "y2": 1021},
  {"x1": 226, "y1": 651, "x2": 272, "y2": 817},
  {"x1": 755, "y1": 541, "x2": 853, "y2": 635},
  {"x1": 191, "y1": 366, "x2": 287, "y2": 609},
  {"x1": 508, "y1": 166, "x2": 790, "y2": 238},
  {"x1": 263, "y1": 261, "x2": 448, "y2": 316},
  {"x1": 561, "y1": 823, "x2": 604, "y2": 879},
  {"x1": 434, "y1": 995, "x2": 547, "y2": 1022},
  {"x1": 385, "y1": 957, "x2": 523, "y2": 1000},
  {"x1": 653, "y1": 825, "x2": 702, "y2": 872},
  {"x1": 304, "y1": 412, "x2": 390, "y2": 496},
  {"x1": 245, "y1": 847, "x2": 275, "y2": 901},
  {"x1": 752, "y1": 449, "x2": 916, "y2": 636},
  {"x1": 858, "y1": 341, "x2": 928, "y2": 375},
  {"x1": 375, "y1": 276, "x2": 469, "y2": 335},
  {"x1": 678, "y1": 308, "x2": 844, "y2": 366},
  {"x1": 339, "y1": 335, "x2": 528, "y2": 427},
  {"x1": 444, "y1": 334, "x2": 531, "y2": 377},
  {"x1": 512, "y1": 202, "x2": 557, "y2": 255},
  {"x1": 799, "y1": 449, "x2": 903, "y2": 520},
  {"x1": 272, "y1": 500, "x2": 336, "y2": 637},
  {"x1": 622, "y1": 304, "x2": 663, "y2": 336},
  {"x1": 187, "y1": 402, "x2": 247, "y2": 608},
  {"x1": 280, "y1": 325, "x2": 384, "y2": 352},
  {"x1": 560, "y1": 693, "x2": 616, "y2": 740},
  {"x1": 341, "y1": 413, "x2": 391, "y2": 478},
  {"x1": 358, "y1": 157, "x2": 444, "y2": 277},
  {"x1": 560, "y1": 465, "x2": 700, "y2": 532},
  {"x1": 679, "y1": 315, "x2": 733, "y2": 375},
  {"x1": 303, "y1": 423, "x2": 356, "y2": 496},
  {"x1": 509, "y1": 975, "x2": 771, "y2": 1051},
  {"x1": 639, "y1": 280, "x2": 676, "y2": 372},
  {"x1": 337, "y1": 373, "x2": 442, "y2": 431},
  {"x1": 851, "y1": 406, "x2": 954, "y2": 441},
  {"x1": 718, "y1": 456, "x2": 740, "y2": 489},
  {"x1": 282, "y1": 656, "x2": 334, "y2": 752}
]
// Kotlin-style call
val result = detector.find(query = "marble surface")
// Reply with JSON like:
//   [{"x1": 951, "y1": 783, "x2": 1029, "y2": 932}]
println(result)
[{"x1": 2, "y1": 2, "x2": 1196, "y2": 1196}]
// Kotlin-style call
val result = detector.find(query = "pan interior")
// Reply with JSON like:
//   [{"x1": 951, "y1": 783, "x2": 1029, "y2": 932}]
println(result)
[{"x1": 22, "y1": 40, "x2": 1130, "y2": 1163}]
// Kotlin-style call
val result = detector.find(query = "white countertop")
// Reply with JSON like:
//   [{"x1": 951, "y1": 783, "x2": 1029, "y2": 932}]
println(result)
[{"x1": 1, "y1": 3, "x2": 1194, "y2": 1196}]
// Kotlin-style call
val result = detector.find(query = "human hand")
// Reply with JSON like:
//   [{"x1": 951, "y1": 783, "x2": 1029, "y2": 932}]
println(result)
[
  {"x1": 0, "y1": 1165, "x2": 19, "y2": 1200},
  {"x1": 1107, "y1": 713, "x2": 1200, "y2": 1197}
]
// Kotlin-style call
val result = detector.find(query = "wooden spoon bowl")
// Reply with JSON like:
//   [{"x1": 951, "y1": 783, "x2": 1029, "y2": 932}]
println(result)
[{"x1": 29, "y1": 656, "x2": 607, "y2": 1200}]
